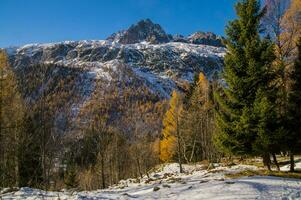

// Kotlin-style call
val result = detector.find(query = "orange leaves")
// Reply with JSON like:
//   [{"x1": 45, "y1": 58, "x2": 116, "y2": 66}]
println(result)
[
  {"x1": 159, "y1": 91, "x2": 183, "y2": 162},
  {"x1": 159, "y1": 134, "x2": 176, "y2": 162}
]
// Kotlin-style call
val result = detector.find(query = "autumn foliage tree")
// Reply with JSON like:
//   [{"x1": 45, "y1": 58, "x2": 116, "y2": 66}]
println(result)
[
  {"x1": 0, "y1": 50, "x2": 25, "y2": 187},
  {"x1": 264, "y1": 0, "x2": 301, "y2": 170},
  {"x1": 160, "y1": 91, "x2": 184, "y2": 172},
  {"x1": 282, "y1": 0, "x2": 301, "y2": 62},
  {"x1": 181, "y1": 72, "x2": 219, "y2": 162}
]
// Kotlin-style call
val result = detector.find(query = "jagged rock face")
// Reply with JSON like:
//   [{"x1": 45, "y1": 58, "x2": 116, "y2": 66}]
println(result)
[
  {"x1": 107, "y1": 19, "x2": 224, "y2": 47},
  {"x1": 187, "y1": 32, "x2": 224, "y2": 47},
  {"x1": 172, "y1": 34, "x2": 187, "y2": 43},
  {"x1": 107, "y1": 19, "x2": 172, "y2": 44}
]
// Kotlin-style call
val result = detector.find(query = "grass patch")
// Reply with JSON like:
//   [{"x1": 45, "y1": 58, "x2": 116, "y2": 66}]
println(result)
[
  {"x1": 225, "y1": 170, "x2": 260, "y2": 178},
  {"x1": 208, "y1": 169, "x2": 225, "y2": 173},
  {"x1": 239, "y1": 160, "x2": 264, "y2": 168},
  {"x1": 226, "y1": 170, "x2": 301, "y2": 179},
  {"x1": 219, "y1": 157, "x2": 264, "y2": 168}
]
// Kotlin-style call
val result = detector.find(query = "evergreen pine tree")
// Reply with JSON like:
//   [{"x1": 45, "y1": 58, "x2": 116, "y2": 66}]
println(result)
[
  {"x1": 252, "y1": 89, "x2": 281, "y2": 170},
  {"x1": 214, "y1": 0, "x2": 275, "y2": 159},
  {"x1": 286, "y1": 39, "x2": 301, "y2": 172}
]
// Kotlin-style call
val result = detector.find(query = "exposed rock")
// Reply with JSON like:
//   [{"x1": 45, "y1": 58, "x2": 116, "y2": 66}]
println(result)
[
  {"x1": 188, "y1": 32, "x2": 225, "y2": 47},
  {"x1": 153, "y1": 186, "x2": 160, "y2": 191},
  {"x1": 107, "y1": 19, "x2": 224, "y2": 47},
  {"x1": 199, "y1": 180, "x2": 209, "y2": 184},
  {"x1": 107, "y1": 19, "x2": 171, "y2": 44},
  {"x1": 145, "y1": 178, "x2": 155, "y2": 184}
]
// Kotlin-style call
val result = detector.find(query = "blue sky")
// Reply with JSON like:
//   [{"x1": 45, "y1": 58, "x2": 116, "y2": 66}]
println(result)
[{"x1": 0, "y1": 0, "x2": 237, "y2": 47}]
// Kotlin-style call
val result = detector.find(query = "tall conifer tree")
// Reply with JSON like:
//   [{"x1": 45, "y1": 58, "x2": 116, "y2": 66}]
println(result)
[
  {"x1": 214, "y1": 0, "x2": 275, "y2": 157},
  {"x1": 286, "y1": 39, "x2": 301, "y2": 171}
]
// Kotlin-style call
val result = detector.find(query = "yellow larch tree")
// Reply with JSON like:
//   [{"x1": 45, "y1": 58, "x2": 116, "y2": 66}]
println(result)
[{"x1": 159, "y1": 90, "x2": 184, "y2": 172}]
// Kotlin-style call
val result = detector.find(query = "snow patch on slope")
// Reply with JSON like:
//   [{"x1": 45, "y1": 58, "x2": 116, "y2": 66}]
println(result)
[
  {"x1": 2, "y1": 163, "x2": 301, "y2": 200},
  {"x1": 131, "y1": 67, "x2": 176, "y2": 98}
]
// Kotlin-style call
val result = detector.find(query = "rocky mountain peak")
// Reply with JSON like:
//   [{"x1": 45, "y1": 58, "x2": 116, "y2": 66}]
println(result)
[
  {"x1": 187, "y1": 31, "x2": 224, "y2": 47},
  {"x1": 108, "y1": 19, "x2": 224, "y2": 47},
  {"x1": 107, "y1": 19, "x2": 171, "y2": 44}
]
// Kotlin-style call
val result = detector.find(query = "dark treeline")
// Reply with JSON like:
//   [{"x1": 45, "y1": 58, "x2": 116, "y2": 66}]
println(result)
[{"x1": 0, "y1": 0, "x2": 301, "y2": 191}]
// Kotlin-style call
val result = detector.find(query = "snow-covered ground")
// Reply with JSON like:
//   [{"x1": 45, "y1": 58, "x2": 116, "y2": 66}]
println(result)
[
  {"x1": 1, "y1": 163, "x2": 301, "y2": 200},
  {"x1": 281, "y1": 159, "x2": 301, "y2": 172}
]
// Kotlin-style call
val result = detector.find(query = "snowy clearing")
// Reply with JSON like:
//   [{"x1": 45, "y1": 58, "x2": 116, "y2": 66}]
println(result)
[
  {"x1": 281, "y1": 159, "x2": 301, "y2": 172},
  {"x1": 1, "y1": 163, "x2": 301, "y2": 200}
]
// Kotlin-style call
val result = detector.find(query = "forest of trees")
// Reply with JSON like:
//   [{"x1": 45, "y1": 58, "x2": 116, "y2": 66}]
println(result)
[{"x1": 0, "y1": 0, "x2": 301, "y2": 191}]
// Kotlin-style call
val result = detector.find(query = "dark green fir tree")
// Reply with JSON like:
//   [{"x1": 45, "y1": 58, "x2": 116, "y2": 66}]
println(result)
[
  {"x1": 252, "y1": 89, "x2": 282, "y2": 171},
  {"x1": 286, "y1": 39, "x2": 301, "y2": 172},
  {"x1": 214, "y1": 0, "x2": 275, "y2": 162}
]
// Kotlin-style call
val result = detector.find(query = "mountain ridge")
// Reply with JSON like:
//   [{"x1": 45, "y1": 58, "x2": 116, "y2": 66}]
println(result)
[
  {"x1": 4, "y1": 19, "x2": 226, "y2": 135},
  {"x1": 107, "y1": 19, "x2": 225, "y2": 47}
]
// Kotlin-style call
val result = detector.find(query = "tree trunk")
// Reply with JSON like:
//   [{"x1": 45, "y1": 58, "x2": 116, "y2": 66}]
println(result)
[
  {"x1": 189, "y1": 137, "x2": 196, "y2": 163},
  {"x1": 176, "y1": 117, "x2": 183, "y2": 173},
  {"x1": 272, "y1": 153, "x2": 280, "y2": 171},
  {"x1": 101, "y1": 156, "x2": 106, "y2": 189},
  {"x1": 189, "y1": 123, "x2": 198, "y2": 162},
  {"x1": 14, "y1": 130, "x2": 19, "y2": 187},
  {"x1": 263, "y1": 153, "x2": 272, "y2": 171},
  {"x1": 136, "y1": 157, "x2": 143, "y2": 179},
  {"x1": 289, "y1": 152, "x2": 295, "y2": 172},
  {"x1": 182, "y1": 140, "x2": 189, "y2": 163}
]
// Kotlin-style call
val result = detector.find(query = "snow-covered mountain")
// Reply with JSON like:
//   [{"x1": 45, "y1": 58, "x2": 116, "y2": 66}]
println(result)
[
  {"x1": 5, "y1": 19, "x2": 226, "y2": 134},
  {"x1": 8, "y1": 40, "x2": 225, "y2": 98}
]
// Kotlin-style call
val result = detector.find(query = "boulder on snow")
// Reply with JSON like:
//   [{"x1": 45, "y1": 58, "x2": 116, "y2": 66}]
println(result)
[
  {"x1": 153, "y1": 173, "x2": 161, "y2": 178},
  {"x1": 163, "y1": 173, "x2": 173, "y2": 178},
  {"x1": 153, "y1": 186, "x2": 160, "y2": 191},
  {"x1": 145, "y1": 178, "x2": 155, "y2": 184},
  {"x1": 199, "y1": 180, "x2": 209, "y2": 184}
]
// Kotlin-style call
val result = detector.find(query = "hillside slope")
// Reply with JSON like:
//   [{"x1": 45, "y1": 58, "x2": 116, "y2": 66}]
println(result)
[{"x1": 2, "y1": 163, "x2": 301, "y2": 199}]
